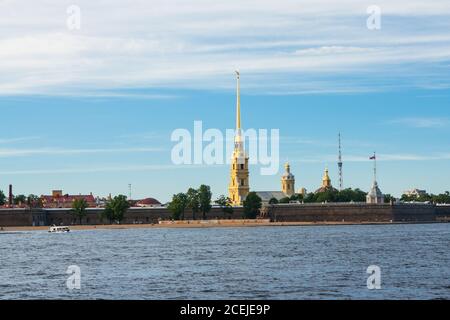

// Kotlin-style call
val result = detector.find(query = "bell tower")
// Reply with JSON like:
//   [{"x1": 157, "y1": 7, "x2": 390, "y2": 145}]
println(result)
[
  {"x1": 228, "y1": 70, "x2": 249, "y2": 205},
  {"x1": 281, "y1": 163, "x2": 295, "y2": 197},
  {"x1": 322, "y1": 167, "x2": 332, "y2": 188}
]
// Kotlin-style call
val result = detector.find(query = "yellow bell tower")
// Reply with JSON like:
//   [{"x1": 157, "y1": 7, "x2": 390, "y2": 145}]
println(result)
[
  {"x1": 322, "y1": 167, "x2": 332, "y2": 188},
  {"x1": 228, "y1": 70, "x2": 249, "y2": 206},
  {"x1": 281, "y1": 162, "x2": 295, "y2": 197}
]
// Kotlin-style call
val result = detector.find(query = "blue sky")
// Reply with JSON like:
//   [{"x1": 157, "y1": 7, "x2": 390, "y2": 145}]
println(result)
[{"x1": 0, "y1": 1, "x2": 450, "y2": 202}]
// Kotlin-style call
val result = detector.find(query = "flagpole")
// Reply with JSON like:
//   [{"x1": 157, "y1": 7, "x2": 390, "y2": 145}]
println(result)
[{"x1": 374, "y1": 152, "x2": 377, "y2": 182}]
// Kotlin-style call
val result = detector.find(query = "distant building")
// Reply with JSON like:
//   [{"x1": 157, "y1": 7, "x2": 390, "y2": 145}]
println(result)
[
  {"x1": 366, "y1": 154, "x2": 384, "y2": 204},
  {"x1": 404, "y1": 189, "x2": 427, "y2": 197},
  {"x1": 367, "y1": 181, "x2": 384, "y2": 204},
  {"x1": 228, "y1": 71, "x2": 249, "y2": 205},
  {"x1": 315, "y1": 167, "x2": 337, "y2": 193},
  {"x1": 281, "y1": 163, "x2": 295, "y2": 197},
  {"x1": 135, "y1": 197, "x2": 162, "y2": 207},
  {"x1": 254, "y1": 191, "x2": 287, "y2": 204},
  {"x1": 297, "y1": 188, "x2": 307, "y2": 196},
  {"x1": 41, "y1": 190, "x2": 97, "y2": 208},
  {"x1": 255, "y1": 163, "x2": 299, "y2": 204}
]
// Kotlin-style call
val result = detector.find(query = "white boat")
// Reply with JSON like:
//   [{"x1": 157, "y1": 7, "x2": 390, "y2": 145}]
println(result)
[{"x1": 48, "y1": 225, "x2": 70, "y2": 233}]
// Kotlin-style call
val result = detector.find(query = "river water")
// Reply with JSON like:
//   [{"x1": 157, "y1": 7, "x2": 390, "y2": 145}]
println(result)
[{"x1": 0, "y1": 223, "x2": 449, "y2": 300}]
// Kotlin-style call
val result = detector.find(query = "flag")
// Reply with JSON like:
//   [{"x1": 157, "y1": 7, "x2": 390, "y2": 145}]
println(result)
[{"x1": 370, "y1": 155, "x2": 376, "y2": 160}]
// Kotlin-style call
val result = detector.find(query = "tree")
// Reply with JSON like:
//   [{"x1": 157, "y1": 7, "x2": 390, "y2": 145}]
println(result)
[
  {"x1": 279, "y1": 197, "x2": 290, "y2": 204},
  {"x1": 167, "y1": 193, "x2": 188, "y2": 220},
  {"x1": 14, "y1": 194, "x2": 27, "y2": 206},
  {"x1": 71, "y1": 198, "x2": 88, "y2": 225},
  {"x1": 384, "y1": 194, "x2": 394, "y2": 204},
  {"x1": 186, "y1": 188, "x2": 200, "y2": 220},
  {"x1": 215, "y1": 195, "x2": 234, "y2": 218},
  {"x1": 0, "y1": 190, "x2": 6, "y2": 206},
  {"x1": 431, "y1": 192, "x2": 450, "y2": 204},
  {"x1": 198, "y1": 184, "x2": 212, "y2": 220},
  {"x1": 268, "y1": 197, "x2": 279, "y2": 204},
  {"x1": 243, "y1": 192, "x2": 262, "y2": 219},
  {"x1": 103, "y1": 195, "x2": 130, "y2": 224},
  {"x1": 315, "y1": 189, "x2": 338, "y2": 203},
  {"x1": 27, "y1": 194, "x2": 41, "y2": 208},
  {"x1": 335, "y1": 188, "x2": 366, "y2": 202}
]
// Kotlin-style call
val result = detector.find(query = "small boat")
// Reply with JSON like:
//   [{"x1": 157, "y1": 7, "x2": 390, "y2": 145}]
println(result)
[{"x1": 48, "y1": 225, "x2": 70, "y2": 233}]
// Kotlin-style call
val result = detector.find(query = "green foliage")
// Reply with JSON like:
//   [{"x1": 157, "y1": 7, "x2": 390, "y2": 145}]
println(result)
[
  {"x1": 168, "y1": 193, "x2": 188, "y2": 220},
  {"x1": 279, "y1": 197, "x2": 290, "y2": 204},
  {"x1": 27, "y1": 194, "x2": 41, "y2": 208},
  {"x1": 103, "y1": 195, "x2": 130, "y2": 224},
  {"x1": 71, "y1": 198, "x2": 88, "y2": 225},
  {"x1": 303, "y1": 188, "x2": 367, "y2": 203},
  {"x1": 0, "y1": 190, "x2": 6, "y2": 206},
  {"x1": 384, "y1": 194, "x2": 394, "y2": 203},
  {"x1": 243, "y1": 192, "x2": 262, "y2": 219},
  {"x1": 198, "y1": 184, "x2": 212, "y2": 220},
  {"x1": 215, "y1": 195, "x2": 234, "y2": 217},
  {"x1": 268, "y1": 197, "x2": 279, "y2": 204},
  {"x1": 401, "y1": 192, "x2": 450, "y2": 204},
  {"x1": 14, "y1": 194, "x2": 27, "y2": 205},
  {"x1": 186, "y1": 188, "x2": 200, "y2": 220}
]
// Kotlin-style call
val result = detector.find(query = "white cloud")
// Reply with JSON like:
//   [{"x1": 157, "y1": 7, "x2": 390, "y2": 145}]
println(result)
[
  {"x1": 0, "y1": 163, "x2": 215, "y2": 175},
  {"x1": 0, "y1": 136, "x2": 41, "y2": 144},
  {"x1": 388, "y1": 117, "x2": 450, "y2": 128},
  {"x1": 0, "y1": 147, "x2": 163, "y2": 158},
  {"x1": 0, "y1": 0, "x2": 450, "y2": 96}
]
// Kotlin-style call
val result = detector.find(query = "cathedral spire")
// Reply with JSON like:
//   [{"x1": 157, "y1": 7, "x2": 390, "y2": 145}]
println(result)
[
  {"x1": 235, "y1": 70, "x2": 241, "y2": 130},
  {"x1": 322, "y1": 167, "x2": 331, "y2": 187},
  {"x1": 229, "y1": 70, "x2": 249, "y2": 206}
]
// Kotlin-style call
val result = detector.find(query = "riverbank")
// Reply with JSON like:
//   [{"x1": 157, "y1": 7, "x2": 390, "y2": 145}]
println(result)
[{"x1": 1, "y1": 220, "x2": 446, "y2": 232}]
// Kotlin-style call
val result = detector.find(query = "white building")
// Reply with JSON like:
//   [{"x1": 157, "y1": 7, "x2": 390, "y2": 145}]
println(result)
[
  {"x1": 403, "y1": 189, "x2": 427, "y2": 197},
  {"x1": 366, "y1": 153, "x2": 384, "y2": 204}
]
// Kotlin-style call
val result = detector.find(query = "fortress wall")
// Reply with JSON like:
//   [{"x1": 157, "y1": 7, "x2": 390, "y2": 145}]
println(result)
[
  {"x1": 267, "y1": 203, "x2": 436, "y2": 223},
  {"x1": 0, "y1": 209, "x2": 33, "y2": 226},
  {"x1": 0, "y1": 204, "x2": 438, "y2": 227},
  {"x1": 44, "y1": 206, "x2": 245, "y2": 226},
  {"x1": 391, "y1": 204, "x2": 436, "y2": 222},
  {"x1": 435, "y1": 206, "x2": 450, "y2": 222}
]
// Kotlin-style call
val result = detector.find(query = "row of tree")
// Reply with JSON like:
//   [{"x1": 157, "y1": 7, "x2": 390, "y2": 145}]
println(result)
[
  {"x1": 70, "y1": 195, "x2": 130, "y2": 225},
  {"x1": 167, "y1": 185, "x2": 213, "y2": 220},
  {"x1": 270, "y1": 188, "x2": 369, "y2": 204},
  {"x1": 167, "y1": 186, "x2": 264, "y2": 220},
  {"x1": 400, "y1": 192, "x2": 450, "y2": 204},
  {"x1": 0, "y1": 191, "x2": 41, "y2": 207}
]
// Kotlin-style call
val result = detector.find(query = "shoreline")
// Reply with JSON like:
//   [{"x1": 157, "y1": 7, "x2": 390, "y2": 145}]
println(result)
[{"x1": 1, "y1": 220, "x2": 447, "y2": 232}]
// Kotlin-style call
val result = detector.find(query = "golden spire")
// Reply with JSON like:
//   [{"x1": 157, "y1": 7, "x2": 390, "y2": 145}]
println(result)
[
  {"x1": 322, "y1": 167, "x2": 331, "y2": 187},
  {"x1": 285, "y1": 162, "x2": 290, "y2": 173},
  {"x1": 235, "y1": 70, "x2": 241, "y2": 130}
]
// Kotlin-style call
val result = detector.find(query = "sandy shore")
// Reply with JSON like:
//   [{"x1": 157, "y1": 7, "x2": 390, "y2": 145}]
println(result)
[{"x1": 0, "y1": 220, "x2": 443, "y2": 232}]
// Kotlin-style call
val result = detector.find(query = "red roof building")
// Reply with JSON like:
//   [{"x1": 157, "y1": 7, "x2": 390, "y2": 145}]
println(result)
[
  {"x1": 135, "y1": 197, "x2": 161, "y2": 207},
  {"x1": 41, "y1": 190, "x2": 97, "y2": 208}
]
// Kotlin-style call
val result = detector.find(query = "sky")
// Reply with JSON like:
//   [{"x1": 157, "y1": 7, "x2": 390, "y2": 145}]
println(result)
[{"x1": 0, "y1": 0, "x2": 449, "y2": 202}]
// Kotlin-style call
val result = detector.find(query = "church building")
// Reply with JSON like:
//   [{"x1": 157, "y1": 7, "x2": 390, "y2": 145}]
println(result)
[
  {"x1": 315, "y1": 167, "x2": 337, "y2": 193},
  {"x1": 228, "y1": 71, "x2": 250, "y2": 205}
]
